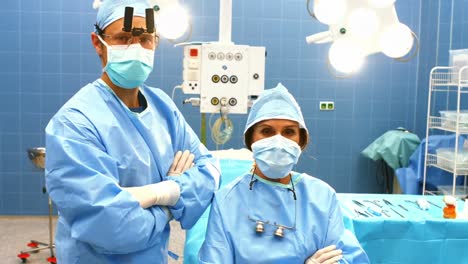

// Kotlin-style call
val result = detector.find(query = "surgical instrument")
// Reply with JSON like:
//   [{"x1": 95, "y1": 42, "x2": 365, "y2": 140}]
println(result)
[
  {"x1": 364, "y1": 199, "x2": 383, "y2": 208},
  {"x1": 382, "y1": 199, "x2": 393, "y2": 206},
  {"x1": 405, "y1": 200, "x2": 428, "y2": 210},
  {"x1": 381, "y1": 209, "x2": 391, "y2": 217},
  {"x1": 366, "y1": 207, "x2": 382, "y2": 217},
  {"x1": 353, "y1": 200, "x2": 382, "y2": 217},
  {"x1": 405, "y1": 199, "x2": 418, "y2": 206},
  {"x1": 381, "y1": 199, "x2": 403, "y2": 217},
  {"x1": 398, "y1": 204, "x2": 408, "y2": 211},
  {"x1": 389, "y1": 207, "x2": 405, "y2": 218},
  {"x1": 354, "y1": 208, "x2": 370, "y2": 217},
  {"x1": 427, "y1": 200, "x2": 442, "y2": 208},
  {"x1": 352, "y1": 200, "x2": 366, "y2": 208}
]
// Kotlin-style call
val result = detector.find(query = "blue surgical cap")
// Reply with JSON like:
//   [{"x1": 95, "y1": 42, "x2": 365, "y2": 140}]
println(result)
[
  {"x1": 244, "y1": 83, "x2": 308, "y2": 134},
  {"x1": 96, "y1": 0, "x2": 151, "y2": 31}
]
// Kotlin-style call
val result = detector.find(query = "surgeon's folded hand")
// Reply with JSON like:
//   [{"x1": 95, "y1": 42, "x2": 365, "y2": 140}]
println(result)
[
  {"x1": 123, "y1": 180, "x2": 181, "y2": 209},
  {"x1": 167, "y1": 150, "x2": 195, "y2": 176},
  {"x1": 305, "y1": 245, "x2": 342, "y2": 264}
]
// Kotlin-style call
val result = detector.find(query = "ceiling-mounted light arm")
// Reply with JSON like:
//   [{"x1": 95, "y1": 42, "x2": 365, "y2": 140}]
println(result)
[
  {"x1": 306, "y1": 31, "x2": 333, "y2": 44},
  {"x1": 219, "y1": 0, "x2": 233, "y2": 44}
]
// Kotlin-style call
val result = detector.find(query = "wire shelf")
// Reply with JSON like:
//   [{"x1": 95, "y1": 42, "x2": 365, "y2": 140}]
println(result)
[
  {"x1": 426, "y1": 153, "x2": 468, "y2": 175},
  {"x1": 428, "y1": 116, "x2": 468, "y2": 134},
  {"x1": 430, "y1": 67, "x2": 468, "y2": 89}
]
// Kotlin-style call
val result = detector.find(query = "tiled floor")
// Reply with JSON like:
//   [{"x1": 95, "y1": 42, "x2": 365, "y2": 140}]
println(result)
[{"x1": 0, "y1": 216, "x2": 185, "y2": 264}]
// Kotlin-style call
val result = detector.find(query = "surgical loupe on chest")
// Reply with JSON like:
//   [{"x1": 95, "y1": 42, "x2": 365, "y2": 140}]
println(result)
[
  {"x1": 306, "y1": 0, "x2": 418, "y2": 75},
  {"x1": 247, "y1": 174, "x2": 298, "y2": 239},
  {"x1": 247, "y1": 216, "x2": 295, "y2": 238}
]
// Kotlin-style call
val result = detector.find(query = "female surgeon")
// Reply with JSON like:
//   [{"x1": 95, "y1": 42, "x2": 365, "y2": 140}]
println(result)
[{"x1": 198, "y1": 83, "x2": 369, "y2": 263}]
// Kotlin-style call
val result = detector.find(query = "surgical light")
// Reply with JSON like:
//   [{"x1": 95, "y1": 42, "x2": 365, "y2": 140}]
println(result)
[
  {"x1": 329, "y1": 38, "x2": 365, "y2": 74},
  {"x1": 155, "y1": 3, "x2": 189, "y2": 40},
  {"x1": 379, "y1": 22, "x2": 413, "y2": 58},
  {"x1": 347, "y1": 8, "x2": 379, "y2": 38},
  {"x1": 368, "y1": 0, "x2": 396, "y2": 9},
  {"x1": 313, "y1": 0, "x2": 347, "y2": 25},
  {"x1": 306, "y1": 0, "x2": 418, "y2": 75},
  {"x1": 150, "y1": 0, "x2": 190, "y2": 41}
]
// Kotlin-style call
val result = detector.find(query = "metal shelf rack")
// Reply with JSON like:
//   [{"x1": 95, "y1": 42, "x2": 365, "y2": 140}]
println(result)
[{"x1": 422, "y1": 66, "x2": 468, "y2": 197}]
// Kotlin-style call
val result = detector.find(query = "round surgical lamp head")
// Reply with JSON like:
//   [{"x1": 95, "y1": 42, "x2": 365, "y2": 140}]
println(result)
[
  {"x1": 313, "y1": 0, "x2": 347, "y2": 25},
  {"x1": 155, "y1": 3, "x2": 190, "y2": 40},
  {"x1": 347, "y1": 8, "x2": 380, "y2": 38},
  {"x1": 379, "y1": 23, "x2": 414, "y2": 58},
  {"x1": 328, "y1": 38, "x2": 365, "y2": 74},
  {"x1": 368, "y1": 0, "x2": 396, "y2": 9}
]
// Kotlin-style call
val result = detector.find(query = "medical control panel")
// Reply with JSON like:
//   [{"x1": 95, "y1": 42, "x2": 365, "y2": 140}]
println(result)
[{"x1": 182, "y1": 43, "x2": 266, "y2": 114}]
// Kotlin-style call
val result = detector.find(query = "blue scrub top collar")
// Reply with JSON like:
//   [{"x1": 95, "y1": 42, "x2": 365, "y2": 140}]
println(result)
[
  {"x1": 96, "y1": 78, "x2": 149, "y2": 115},
  {"x1": 253, "y1": 172, "x2": 302, "y2": 189}
]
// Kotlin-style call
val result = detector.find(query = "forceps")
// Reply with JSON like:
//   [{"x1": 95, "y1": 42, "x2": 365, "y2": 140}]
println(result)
[
  {"x1": 353, "y1": 200, "x2": 381, "y2": 216},
  {"x1": 382, "y1": 199, "x2": 404, "y2": 218},
  {"x1": 354, "y1": 208, "x2": 370, "y2": 217}
]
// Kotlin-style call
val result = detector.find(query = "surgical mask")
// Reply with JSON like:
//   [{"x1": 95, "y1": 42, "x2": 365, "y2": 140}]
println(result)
[
  {"x1": 251, "y1": 135, "x2": 301, "y2": 179},
  {"x1": 98, "y1": 36, "x2": 154, "y2": 89}
]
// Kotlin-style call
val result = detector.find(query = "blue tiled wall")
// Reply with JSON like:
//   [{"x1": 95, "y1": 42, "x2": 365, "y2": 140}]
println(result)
[
  {"x1": 415, "y1": 0, "x2": 453, "y2": 137},
  {"x1": 0, "y1": 0, "x2": 439, "y2": 215}
]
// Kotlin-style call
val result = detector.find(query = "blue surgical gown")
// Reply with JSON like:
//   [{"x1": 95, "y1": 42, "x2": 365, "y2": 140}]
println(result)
[
  {"x1": 199, "y1": 173, "x2": 369, "y2": 264},
  {"x1": 45, "y1": 79, "x2": 220, "y2": 263}
]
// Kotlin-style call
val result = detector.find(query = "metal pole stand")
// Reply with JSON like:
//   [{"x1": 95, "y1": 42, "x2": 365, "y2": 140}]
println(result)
[{"x1": 18, "y1": 148, "x2": 56, "y2": 264}]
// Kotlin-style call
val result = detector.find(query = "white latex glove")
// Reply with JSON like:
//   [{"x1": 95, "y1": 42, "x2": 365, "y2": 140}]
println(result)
[
  {"x1": 123, "y1": 180, "x2": 181, "y2": 209},
  {"x1": 305, "y1": 245, "x2": 343, "y2": 264},
  {"x1": 167, "y1": 150, "x2": 195, "y2": 176}
]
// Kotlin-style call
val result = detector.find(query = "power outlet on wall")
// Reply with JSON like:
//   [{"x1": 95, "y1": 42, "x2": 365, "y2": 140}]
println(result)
[{"x1": 319, "y1": 101, "x2": 334, "y2": 111}]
